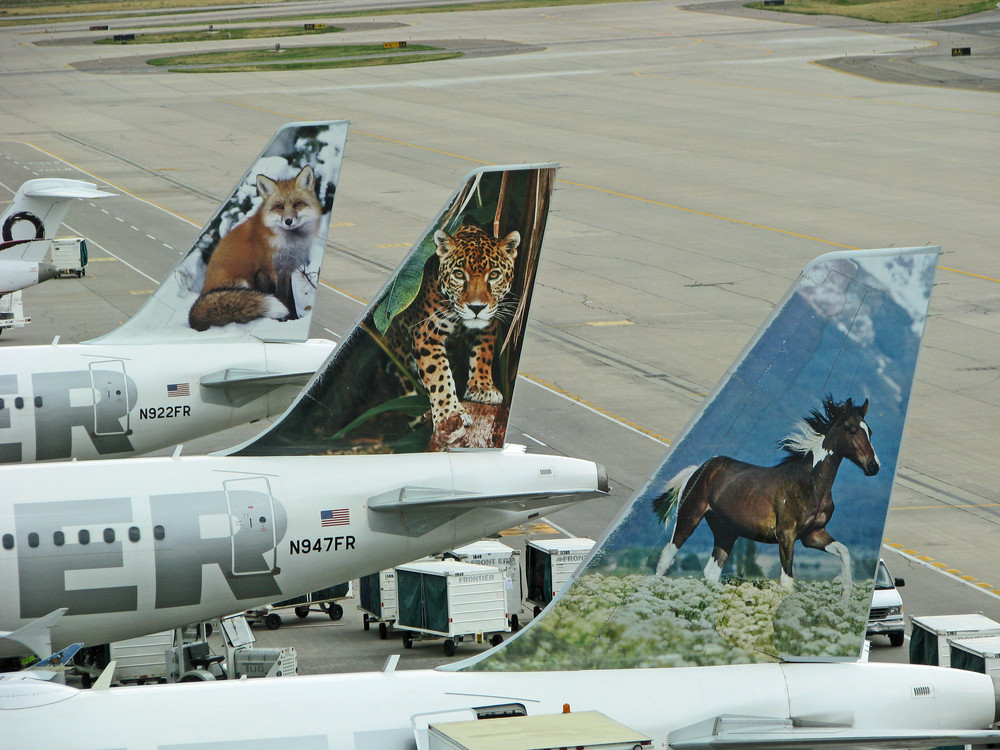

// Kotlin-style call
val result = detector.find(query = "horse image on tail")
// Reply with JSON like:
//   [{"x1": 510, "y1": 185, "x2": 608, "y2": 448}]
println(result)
[{"x1": 653, "y1": 396, "x2": 879, "y2": 600}]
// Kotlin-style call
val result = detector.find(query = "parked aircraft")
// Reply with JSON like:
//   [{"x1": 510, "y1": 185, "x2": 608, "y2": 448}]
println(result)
[
  {"x1": 0, "y1": 121, "x2": 348, "y2": 463},
  {"x1": 0, "y1": 161, "x2": 608, "y2": 661},
  {"x1": 0, "y1": 178, "x2": 113, "y2": 294},
  {"x1": 6, "y1": 245, "x2": 994, "y2": 750}
]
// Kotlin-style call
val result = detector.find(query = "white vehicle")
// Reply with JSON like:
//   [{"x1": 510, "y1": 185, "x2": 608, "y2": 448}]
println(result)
[
  {"x1": 0, "y1": 178, "x2": 112, "y2": 296},
  {"x1": 525, "y1": 537, "x2": 595, "y2": 616},
  {"x1": 396, "y1": 559, "x2": 509, "y2": 656},
  {"x1": 48, "y1": 236, "x2": 87, "y2": 278},
  {"x1": 0, "y1": 122, "x2": 347, "y2": 463},
  {"x1": 867, "y1": 558, "x2": 905, "y2": 646},
  {"x1": 360, "y1": 569, "x2": 398, "y2": 639},
  {"x1": 448, "y1": 540, "x2": 522, "y2": 630},
  {"x1": 0, "y1": 162, "x2": 606, "y2": 661},
  {"x1": 6, "y1": 247, "x2": 993, "y2": 750},
  {"x1": 0, "y1": 291, "x2": 30, "y2": 336}
]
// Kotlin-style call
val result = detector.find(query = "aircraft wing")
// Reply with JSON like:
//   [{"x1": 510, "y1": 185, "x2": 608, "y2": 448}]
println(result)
[{"x1": 669, "y1": 715, "x2": 1000, "y2": 750}]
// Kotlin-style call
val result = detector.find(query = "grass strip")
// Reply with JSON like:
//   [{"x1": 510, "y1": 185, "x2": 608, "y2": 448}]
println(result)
[
  {"x1": 95, "y1": 25, "x2": 342, "y2": 45},
  {"x1": 744, "y1": 0, "x2": 996, "y2": 23}
]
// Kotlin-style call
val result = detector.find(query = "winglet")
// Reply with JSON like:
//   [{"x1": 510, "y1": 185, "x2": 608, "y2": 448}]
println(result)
[
  {"x1": 0, "y1": 178, "x2": 114, "y2": 251},
  {"x1": 91, "y1": 121, "x2": 349, "y2": 344},
  {"x1": 460, "y1": 246, "x2": 939, "y2": 671},
  {"x1": 230, "y1": 163, "x2": 558, "y2": 456}
]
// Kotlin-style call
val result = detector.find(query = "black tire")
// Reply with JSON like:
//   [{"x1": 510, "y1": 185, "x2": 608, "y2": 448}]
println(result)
[
  {"x1": 402, "y1": 632, "x2": 413, "y2": 649},
  {"x1": 363, "y1": 614, "x2": 370, "y2": 631},
  {"x1": 490, "y1": 634, "x2": 503, "y2": 647},
  {"x1": 328, "y1": 603, "x2": 343, "y2": 621},
  {"x1": 265, "y1": 613, "x2": 281, "y2": 630},
  {"x1": 295, "y1": 606, "x2": 310, "y2": 619},
  {"x1": 533, "y1": 605, "x2": 541, "y2": 617},
  {"x1": 443, "y1": 639, "x2": 457, "y2": 657},
  {"x1": 510, "y1": 614, "x2": 519, "y2": 632},
  {"x1": 378, "y1": 622, "x2": 388, "y2": 640},
  {"x1": 889, "y1": 631, "x2": 905, "y2": 647}
]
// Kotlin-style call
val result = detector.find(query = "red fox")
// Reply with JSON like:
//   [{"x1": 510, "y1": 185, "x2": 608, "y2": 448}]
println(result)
[{"x1": 188, "y1": 165, "x2": 323, "y2": 331}]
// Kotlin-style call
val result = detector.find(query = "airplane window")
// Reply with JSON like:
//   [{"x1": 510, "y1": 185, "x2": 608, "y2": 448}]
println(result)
[
  {"x1": 79, "y1": 529, "x2": 90, "y2": 545},
  {"x1": 15, "y1": 397, "x2": 24, "y2": 409},
  {"x1": 28, "y1": 532, "x2": 38, "y2": 548},
  {"x1": 34, "y1": 396, "x2": 42, "y2": 408},
  {"x1": 0, "y1": 399, "x2": 4, "y2": 410},
  {"x1": 128, "y1": 526, "x2": 140, "y2": 542},
  {"x1": 153, "y1": 525, "x2": 165, "y2": 541},
  {"x1": 54, "y1": 531, "x2": 65, "y2": 547},
  {"x1": 104, "y1": 528, "x2": 115, "y2": 543},
  {"x1": 2, "y1": 534, "x2": 13, "y2": 550}
]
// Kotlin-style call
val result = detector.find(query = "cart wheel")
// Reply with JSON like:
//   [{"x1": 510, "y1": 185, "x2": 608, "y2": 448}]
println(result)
[
  {"x1": 402, "y1": 632, "x2": 413, "y2": 649},
  {"x1": 889, "y1": 631, "x2": 905, "y2": 648},
  {"x1": 363, "y1": 614, "x2": 370, "y2": 631},
  {"x1": 510, "y1": 614, "x2": 520, "y2": 632},
  {"x1": 490, "y1": 634, "x2": 503, "y2": 648},
  {"x1": 264, "y1": 613, "x2": 281, "y2": 630},
  {"x1": 378, "y1": 622, "x2": 388, "y2": 640},
  {"x1": 328, "y1": 603, "x2": 343, "y2": 621},
  {"x1": 295, "y1": 606, "x2": 310, "y2": 619},
  {"x1": 443, "y1": 639, "x2": 457, "y2": 657}
]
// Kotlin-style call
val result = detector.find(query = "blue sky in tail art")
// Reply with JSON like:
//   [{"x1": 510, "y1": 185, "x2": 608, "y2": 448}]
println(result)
[{"x1": 466, "y1": 247, "x2": 938, "y2": 671}]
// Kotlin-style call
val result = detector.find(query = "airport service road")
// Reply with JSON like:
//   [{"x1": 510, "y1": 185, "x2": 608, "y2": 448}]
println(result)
[{"x1": 2, "y1": 0, "x2": 1000, "y2": 666}]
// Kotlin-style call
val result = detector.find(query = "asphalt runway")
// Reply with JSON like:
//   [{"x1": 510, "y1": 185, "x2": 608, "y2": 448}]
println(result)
[{"x1": 1, "y1": 0, "x2": 999, "y2": 671}]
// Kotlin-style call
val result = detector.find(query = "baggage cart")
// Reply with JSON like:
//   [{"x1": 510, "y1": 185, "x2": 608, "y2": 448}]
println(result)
[
  {"x1": 448, "y1": 540, "x2": 523, "y2": 630},
  {"x1": 359, "y1": 568, "x2": 398, "y2": 639},
  {"x1": 909, "y1": 613, "x2": 1000, "y2": 667},
  {"x1": 395, "y1": 560, "x2": 509, "y2": 656},
  {"x1": 525, "y1": 537, "x2": 595, "y2": 616},
  {"x1": 248, "y1": 581, "x2": 352, "y2": 630},
  {"x1": 50, "y1": 236, "x2": 88, "y2": 277},
  {"x1": 948, "y1": 635, "x2": 1000, "y2": 679}
]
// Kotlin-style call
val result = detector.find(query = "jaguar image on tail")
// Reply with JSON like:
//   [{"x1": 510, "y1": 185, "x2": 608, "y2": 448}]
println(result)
[{"x1": 385, "y1": 221, "x2": 520, "y2": 446}]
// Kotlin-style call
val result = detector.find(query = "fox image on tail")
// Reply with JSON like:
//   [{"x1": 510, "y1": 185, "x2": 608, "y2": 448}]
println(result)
[{"x1": 188, "y1": 165, "x2": 323, "y2": 332}]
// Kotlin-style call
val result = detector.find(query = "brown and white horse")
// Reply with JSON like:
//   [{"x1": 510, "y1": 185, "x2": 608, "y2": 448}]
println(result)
[{"x1": 653, "y1": 397, "x2": 879, "y2": 599}]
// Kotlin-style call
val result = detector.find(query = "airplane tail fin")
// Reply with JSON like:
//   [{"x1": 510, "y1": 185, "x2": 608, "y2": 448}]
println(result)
[
  {"x1": 460, "y1": 246, "x2": 939, "y2": 671},
  {"x1": 0, "y1": 178, "x2": 114, "y2": 249},
  {"x1": 230, "y1": 163, "x2": 558, "y2": 456},
  {"x1": 91, "y1": 121, "x2": 348, "y2": 344}
]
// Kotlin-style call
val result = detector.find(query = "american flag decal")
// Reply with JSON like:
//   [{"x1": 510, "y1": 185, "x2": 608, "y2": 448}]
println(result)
[
  {"x1": 167, "y1": 382, "x2": 190, "y2": 397},
  {"x1": 321, "y1": 509, "x2": 350, "y2": 527}
]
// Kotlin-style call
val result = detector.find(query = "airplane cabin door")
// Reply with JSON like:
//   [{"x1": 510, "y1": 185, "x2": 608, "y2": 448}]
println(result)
[
  {"x1": 224, "y1": 477, "x2": 278, "y2": 576},
  {"x1": 89, "y1": 359, "x2": 131, "y2": 436}
]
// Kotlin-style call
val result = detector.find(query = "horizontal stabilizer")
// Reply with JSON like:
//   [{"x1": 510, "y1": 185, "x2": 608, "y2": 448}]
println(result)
[
  {"x1": 0, "y1": 608, "x2": 68, "y2": 660},
  {"x1": 669, "y1": 715, "x2": 1000, "y2": 750},
  {"x1": 369, "y1": 483, "x2": 607, "y2": 536},
  {"x1": 21, "y1": 180, "x2": 114, "y2": 200},
  {"x1": 200, "y1": 368, "x2": 317, "y2": 390}
]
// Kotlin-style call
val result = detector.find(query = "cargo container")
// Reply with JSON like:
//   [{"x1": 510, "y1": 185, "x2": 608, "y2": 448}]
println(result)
[
  {"x1": 525, "y1": 537, "x2": 595, "y2": 616},
  {"x1": 359, "y1": 568, "x2": 398, "y2": 639},
  {"x1": 396, "y1": 559, "x2": 509, "y2": 656},
  {"x1": 448, "y1": 540, "x2": 523, "y2": 630},
  {"x1": 909, "y1": 613, "x2": 1000, "y2": 667}
]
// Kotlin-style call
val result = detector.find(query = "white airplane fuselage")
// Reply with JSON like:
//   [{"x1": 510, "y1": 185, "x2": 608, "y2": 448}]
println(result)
[
  {"x1": 0, "y1": 339, "x2": 334, "y2": 463},
  {"x1": 0, "y1": 450, "x2": 604, "y2": 656},
  {"x1": 0, "y1": 258, "x2": 57, "y2": 294},
  {"x1": 2, "y1": 661, "x2": 996, "y2": 749}
]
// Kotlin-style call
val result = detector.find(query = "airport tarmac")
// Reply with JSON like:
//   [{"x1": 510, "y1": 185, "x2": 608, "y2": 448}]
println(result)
[{"x1": 1, "y1": 0, "x2": 999, "y2": 667}]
